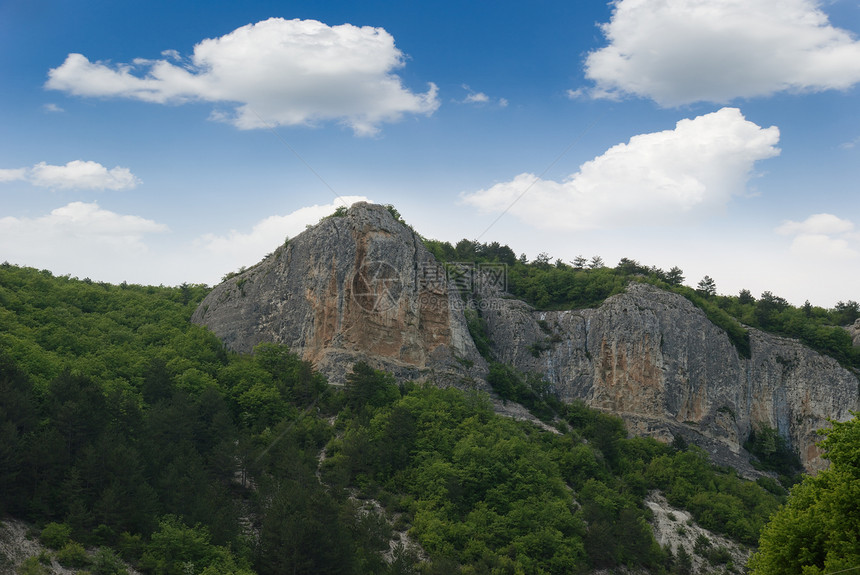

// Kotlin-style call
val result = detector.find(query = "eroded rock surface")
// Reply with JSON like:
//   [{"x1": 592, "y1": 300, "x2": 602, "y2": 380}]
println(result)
[
  {"x1": 645, "y1": 492, "x2": 750, "y2": 572},
  {"x1": 192, "y1": 203, "x2": 487, "y2": 386},
  {"x1": 847, "y1": 318, "x2": 860, "y2": 347},
  {"x1": 482, "y1": 283, "x2": 859, "y2": 472},
  {"x1": 194, "y1": 202, "x2": 858, "y2": 472}
]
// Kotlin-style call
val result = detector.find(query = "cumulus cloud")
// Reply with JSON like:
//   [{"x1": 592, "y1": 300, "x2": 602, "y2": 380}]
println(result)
[
  {"x1": 0, "y1": 198, "x2": 373, "y2": 286},
  {"x1": 776, "y1": 213, "x2": 855, "y2": 236},
  {"x1": 461, "y1": 107, "x2": 779, "y2": 230},
  {"x1": 195, "y1": 196, "x2": 370, "y2": 275},
  {"x1": 46, "y1": 18, "x2": 439, "y2": 135},
  {"x1": 464, "y1": 92, "x2": 490, "y2": 104},
  {"x1": 0, "y1": 168, "x2": 28, "y2": 183},
  {"x1": 460, "y1": 85, "x2": 507, "y2": 107},
  {"x1": 584, "y1": 0, "x2": 860, "y2": 106},
  {"x1": 0, "y1": 160, "x2": 139, "y2": 191},
  {"x1": 30, "y1": 161, "x2": 139, "y2": 190},
  {"x1": 785, "y1": 234, "x2": 858, "y2": 259},
  {"x1": 776, "y1": 213, "x2": 859, "y2": 259},
  {"x1": 43, "y1": 103, "x2": 64, "y2": 113},
  {"x1": 0, "y1": 202, "x2": 166, "y2": 268}
]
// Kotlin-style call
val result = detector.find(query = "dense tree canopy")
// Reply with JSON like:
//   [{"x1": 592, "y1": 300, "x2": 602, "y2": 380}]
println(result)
[
  {"x1": 748, "y1": 414, "x2": 860, "y2": 575},
  {"x1": 0, "y1": 262, "x2": 800, "y2": 574}
]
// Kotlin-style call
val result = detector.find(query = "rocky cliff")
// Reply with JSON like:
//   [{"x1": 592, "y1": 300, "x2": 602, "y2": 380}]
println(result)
[
  {"x1": 847, "y1": 318, "x2": 860, "y2": 347},
  {"x1": 481, "y1": 283, "x2": 858, "y2": 472},
  {"x1": 193, "y1": 202, "x2": 858, "y2": 472},
  {"x1": 191, "y1": 203, "x2": 487, "y2": 386}
]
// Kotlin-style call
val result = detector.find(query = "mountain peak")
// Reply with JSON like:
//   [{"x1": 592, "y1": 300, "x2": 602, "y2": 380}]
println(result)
[{"x1": 192, "y1": 202, "x2": 487, "y2": 385}]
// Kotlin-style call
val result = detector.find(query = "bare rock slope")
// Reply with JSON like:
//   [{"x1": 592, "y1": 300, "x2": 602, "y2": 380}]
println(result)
[
  {"x1": 193, "y1": 202, "x2": 858, "y2": 472},
  {"x1": 192, "y1": 203, "x2": 487, "y2": 386},
  {"x1": 481, "y1": 283, "x2": 858, "y2": 472}
]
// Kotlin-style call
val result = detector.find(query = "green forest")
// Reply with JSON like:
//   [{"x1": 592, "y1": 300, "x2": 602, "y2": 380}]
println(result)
[{"x1": 0, "y1": 259, "x2": 856, "y2": 574}]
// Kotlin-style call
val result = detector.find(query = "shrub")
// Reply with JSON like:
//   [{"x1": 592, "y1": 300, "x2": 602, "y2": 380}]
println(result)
[
  {"x1": 17, "y1": 556, "x2": 49, "y2": 575},
  {"x1": 704, "y1": 546, "x2": 732, "y2": 565},
  {"x1": 91, "y1": 547, "x2": 129, "y2": 575},
  {"x1": 116, "y1": 532, "x2": 144, "y2": 562},
  {"x1": 39, "y1": 522, "x2": 72, "y2": 550},
  {"x1": 693, "y1": 533, "x2": 711, "y2": 554},
  {"x1": 56, "y1": 541, "x2": 90, "y2": 568}
]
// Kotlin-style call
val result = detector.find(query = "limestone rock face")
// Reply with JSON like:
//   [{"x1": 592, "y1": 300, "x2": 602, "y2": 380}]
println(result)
[
  {"x1": 191, "y1": 203, "x2": 487, "y2": 385},
  {"x1": 847, "y1": 318, "x2": 860, "y2": 347},
  {"x1": 482, "y1": 283, "x2": 859, "y2": 472},
  {"x1": 194, "y1": 202, "x2": 858, "y2": 472}
]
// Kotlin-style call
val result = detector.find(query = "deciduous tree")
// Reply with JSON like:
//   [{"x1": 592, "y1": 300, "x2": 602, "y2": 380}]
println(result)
[{"x1": 748, "y1": 414, "x2": 860, "y2": 575}]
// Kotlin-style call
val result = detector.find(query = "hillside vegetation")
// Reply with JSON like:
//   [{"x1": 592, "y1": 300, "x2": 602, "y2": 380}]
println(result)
[
  {"x1": 748, "y1": 414, "x2": 860, "y2": 575},
  {"x1": 424, "y1": 239, "x2": 860, "y2": 369},
  {"x1": 0, "y1": 262, "x2": 811, "y2": 574}
]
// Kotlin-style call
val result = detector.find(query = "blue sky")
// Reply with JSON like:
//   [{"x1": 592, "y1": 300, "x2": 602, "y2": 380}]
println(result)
[{"x1": 1, "y1": 0, "x2": 859, "y2": 307}]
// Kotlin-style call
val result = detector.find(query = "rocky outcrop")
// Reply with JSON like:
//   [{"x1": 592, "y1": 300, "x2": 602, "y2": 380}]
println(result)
[
  {"x1": 0, "y1": 518, "x2": 141, "y2": 575},
  {"x1": 645, "y1": 492, "x2": 750, "y2": 572},
  {"x1": 192, "y1": 203, "x2": 487, "y2": 386},
  {"x1": 847, "y1": 318, "x2": 860, "y2": 347},
  {"x1": 194, "y1": 202, "x2": 858, "y2": 472},
  {"x1": 481, "y1": 283, "x2": 858, "y2": 472}
]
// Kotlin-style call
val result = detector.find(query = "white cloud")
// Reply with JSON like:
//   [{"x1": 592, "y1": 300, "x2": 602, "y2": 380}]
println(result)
[
  {"x1": 43, "y1": 103, "x2": 64, "y2": 113},
  {"x1": 839, "y1": 136, "x2": 860, "y2": 150},
  {"x1": 195, "y1": 196, "x2": 369, "y2": 269},
  {"x1": 0, "y1": 198, "x2": 373, "y2": 286},
  {"x1": 460, "y1": 85, "x2": 507, "y2": 107},
  {"x1": 30, "y1": 160, "x2": 140, "y2": 190},
  {"x1": 789, "y1": 234, "x2": 858, "y2": 259},
  {"x1": 776, "y1": 213, "x2": 855, "y2": 236},
  {"x1": 0, "y1": 168, "x2": 28, "y2": 183},
  {"x1": 776, "y1": 213, "x2": 859, "y2": 259},
  {"x1": 584, "y1": 0, "x2": 860, "y2": 106},
  {"x1": 0, "y1": 202, "x2": 167, "y2": 277},
  {"x1": 464, "y1": 92, "x2": 490, "y2": 104},
  {"x1": 46, "y1": 18, "x2": 439, "y2": 136},
  {"x1": 461, "y1": 107, "x2": 779, "y2": 230},
  {"x1": 0, "y1": 201, "x2": 165, "y2": 237},
  {"x1": 0, "y1": 161, "x2": 139, "y2": 190},
  {"x1": 183, "y1": 196, "x2": 374, "y2": 284}
]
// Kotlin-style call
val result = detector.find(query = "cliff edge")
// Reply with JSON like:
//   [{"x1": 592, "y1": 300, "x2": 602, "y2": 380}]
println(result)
[
  {"x1": 193, "y1": 202, "x2": 858, "y2": 472},
  {"x1": 481, "y1": 283, "x2": 858, "y2": 472},
  {"x1": 191, "y1": 202, "x2": 487, "y2": 386}
]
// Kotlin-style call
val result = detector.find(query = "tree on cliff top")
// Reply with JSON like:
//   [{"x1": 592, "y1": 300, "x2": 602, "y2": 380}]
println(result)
[
  {"x1": 748, "y1": 413, "x2": 860, "y2": 575},
  {"x1": 696, "y1": 275, "x2": 717, "y2": 296}
]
